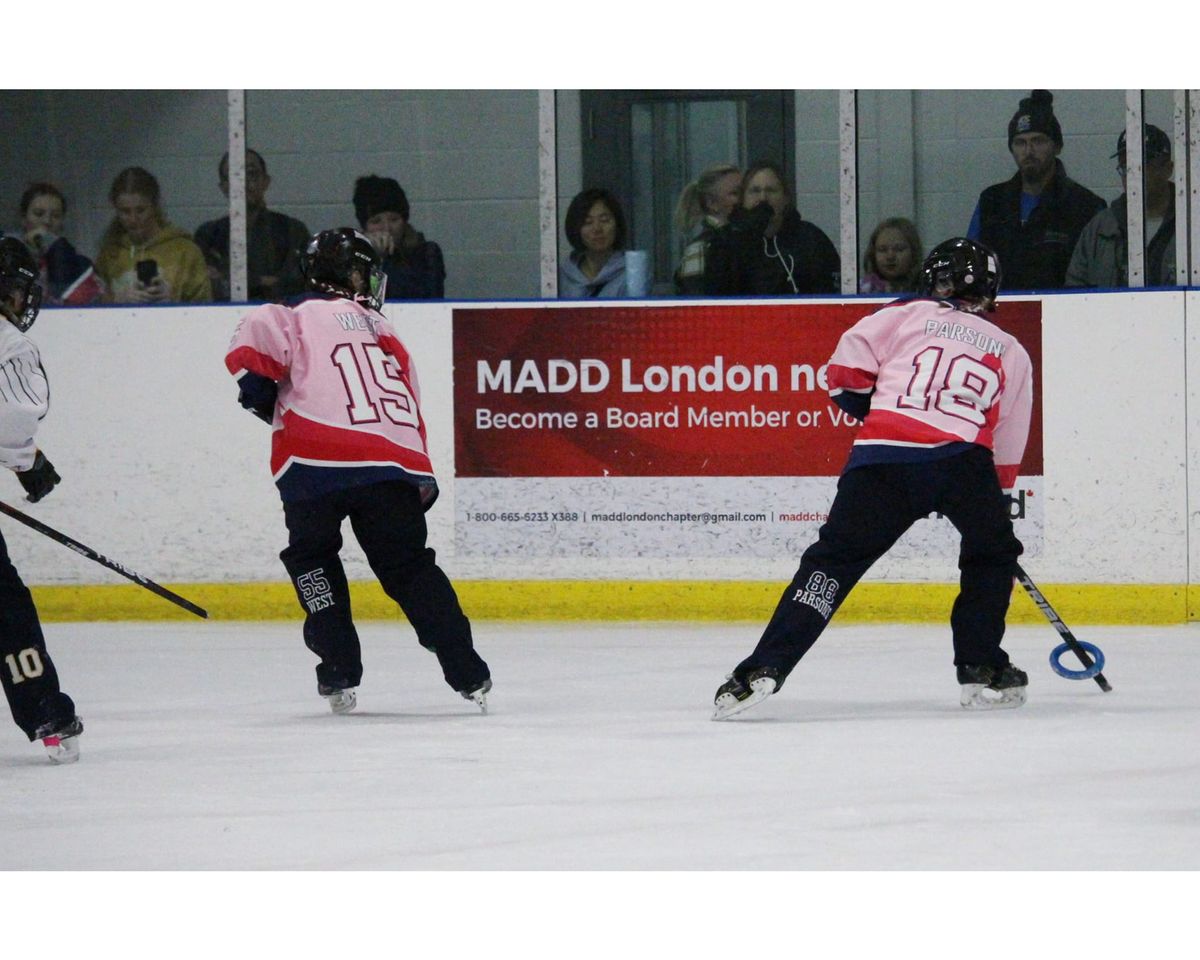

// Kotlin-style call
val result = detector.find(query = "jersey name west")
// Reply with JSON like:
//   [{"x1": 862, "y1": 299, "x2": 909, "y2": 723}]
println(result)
[{"x1": 225, "y1": 295, "x2": 437, "y2": 505}]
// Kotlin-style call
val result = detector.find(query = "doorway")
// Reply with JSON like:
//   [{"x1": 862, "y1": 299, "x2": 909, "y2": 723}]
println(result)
[{"x1": 580, "y1": 90, "x2": 794, "y2": 294}]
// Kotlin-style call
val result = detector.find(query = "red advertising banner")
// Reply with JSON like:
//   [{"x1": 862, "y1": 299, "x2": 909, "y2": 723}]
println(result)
[{"x1": 453, "y1": 302, "x2": 1043, "y2": 479}]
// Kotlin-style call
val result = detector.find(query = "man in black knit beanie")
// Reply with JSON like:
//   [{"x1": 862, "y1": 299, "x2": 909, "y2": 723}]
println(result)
[{"x1": 966, "y1": 90, "x2": 1104, "y2": 290}]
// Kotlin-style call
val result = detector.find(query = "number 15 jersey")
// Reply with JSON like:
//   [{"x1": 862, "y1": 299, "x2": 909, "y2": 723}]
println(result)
[
  {"x1": 825, "y1": 297, "x2": 1033, "y2": 491},
  {"x1": 225, "y1": 294, "x2": 438, "y2": 506}
]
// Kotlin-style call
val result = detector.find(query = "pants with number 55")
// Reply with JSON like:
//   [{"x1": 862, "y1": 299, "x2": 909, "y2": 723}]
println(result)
[
  {"x1": 0, "y1": 532, "x2": 77, "y2": 740},
  {"x1": 734, "y1": 447, "x2": 1023, "y2": 691},
  {"x1": 280, "y1": 480, "x2": 490, "y2": 696}
]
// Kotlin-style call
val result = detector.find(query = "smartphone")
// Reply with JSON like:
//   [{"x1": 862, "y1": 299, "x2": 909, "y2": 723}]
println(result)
[{"x1": 136, "y1": 259, "x2": 159, "y2": 285}]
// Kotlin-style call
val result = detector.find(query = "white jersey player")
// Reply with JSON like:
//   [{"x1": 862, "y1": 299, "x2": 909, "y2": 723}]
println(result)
[
  {"x1": 0, "y1": 236, "x2": 83, "y2": 762},
  {"x1": 714, "y1": 238, "x2": 1033, "y2": 718}
]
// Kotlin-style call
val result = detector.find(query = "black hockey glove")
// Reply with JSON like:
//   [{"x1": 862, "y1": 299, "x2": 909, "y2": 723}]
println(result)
[
  {"x1": 18, "y1": 450, "x2": 60, "y2": 503},
  {"x1": 728, "y1": 201, "x2": 774, "y2": 237},
  {"x1": 237, "y1": 372, "x2": 279, "y2": 425}
]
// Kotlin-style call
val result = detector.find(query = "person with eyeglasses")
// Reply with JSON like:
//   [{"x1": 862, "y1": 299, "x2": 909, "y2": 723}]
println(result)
[
  {"x1": 194, "y1": 150, "x2": 311, "y2": 302},
  {"x1": 1066, "y1": 124, "x2": 1177, "y2": 289},
  {"x1": 702, "y1": 160, "x2": 840, "y2": 296},
  {"x1": 966, "y1": 91, "x2": 1104, "y2": 290}
]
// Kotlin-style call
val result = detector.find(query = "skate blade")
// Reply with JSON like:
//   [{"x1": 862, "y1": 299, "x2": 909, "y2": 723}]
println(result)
[
  {"x1": 461, "y1": 679, "x2": 491, "y2": 715},
  {"x1": 43, "y1": 736, "x2": 81, "y2": 764},
  {"x1": 959, "y1": 684, "x2": 1027, "y2": 710},
  {"x1": 712, "y1": 677, "x2": 777, "y2": 721},
  {"x1": 324, "y1": 689, "x2": 358, "y2": 715}
]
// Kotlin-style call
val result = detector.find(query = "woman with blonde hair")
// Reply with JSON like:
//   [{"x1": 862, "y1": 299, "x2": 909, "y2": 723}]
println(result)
[
  {"x1": 860, "y1": 217, "x2": 923, "y2": 294},
  {"x1": 95, "y1": 166, "x2": 211, "y2": 304},
  {"x1": 673, "y1": 164, "x2": 741, "y2": 295}
]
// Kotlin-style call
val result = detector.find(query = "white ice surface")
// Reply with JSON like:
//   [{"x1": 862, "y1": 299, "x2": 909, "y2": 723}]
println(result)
[{"x1": 2, "y1": 620, "x2": 1198, "y2": 871}]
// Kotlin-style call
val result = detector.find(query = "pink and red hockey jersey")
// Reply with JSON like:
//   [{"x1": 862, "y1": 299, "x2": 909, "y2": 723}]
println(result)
[
  {"x1": 826, "y1": 298, "x2": 1033, "y2": 490},
  {"x1": 225, "y1": 295, "x2": 437, "y2": 504}
]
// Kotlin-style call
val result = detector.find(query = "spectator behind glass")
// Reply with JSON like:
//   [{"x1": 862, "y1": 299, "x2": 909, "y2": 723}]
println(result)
[
  {"x1": 860, "y1": 217, "x2": 923, "y2": 294},
  {"x1": 1067, "y1": 124, "x2": 1177, "y2": 288},
  {"x1": 966, "y1": 90, "x2": 1104, "y2": 290},
  {"x1": 352, "y1": 175, "x2": 445, "y2": 300},
  {"x1": 673, "y1": 164, "x2": 742, "y2": 295},
  {"x1": 95, "y1": 166, "x2": 212, "y2": 304},
  {"x1": 703, "y1": 160, "x2": 840, "y2": 295},
  {"x1": 559, "y1": 188, "x2": 633, "y2": 298},
  {"x1": 194, "y1": 150, "x2": 310, "y2": 302},
  {"x1": 15, "y1": 183, "x2": 105, "y2": 305}
]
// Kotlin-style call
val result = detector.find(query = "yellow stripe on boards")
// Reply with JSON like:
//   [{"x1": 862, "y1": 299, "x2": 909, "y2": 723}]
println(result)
[{"x1": 29, "y1": 580, "x2": 1192, "y2": 624}]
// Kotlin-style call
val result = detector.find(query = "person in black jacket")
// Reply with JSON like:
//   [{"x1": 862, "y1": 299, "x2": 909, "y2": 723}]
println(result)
[
  {"x1": 703, "y1": 160, "x2": 840, "y2": 296},
  {"x1": 966, "y1": 90, "x2": 1104, "y2": 290},
  {"x1": 194, "y1": 150, "x2": 310, "y2": 302},
  {"x1": 353, "y1": 175, "x2": 446, "y2": 300}
]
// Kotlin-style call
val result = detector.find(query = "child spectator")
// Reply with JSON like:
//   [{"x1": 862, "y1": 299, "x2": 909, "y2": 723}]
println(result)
[{"x1": 860, "y1": 217, "x2": 923, "y2": 294}]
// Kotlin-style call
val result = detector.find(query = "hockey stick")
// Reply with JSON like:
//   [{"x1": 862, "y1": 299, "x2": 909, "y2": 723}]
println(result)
[
  {"x1": 0, "y1": 500, "x2": 208, "y2": 619},
  {"x1": 1014, "y1": 563, "x2": 1110, "y2": 692}
]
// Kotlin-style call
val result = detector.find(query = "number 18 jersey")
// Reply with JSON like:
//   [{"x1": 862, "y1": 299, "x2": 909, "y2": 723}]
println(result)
[
  {"x1": 826, "y1": 298, "x2": 1033, "y2": 490},
  {"x1": 225, "y1": 294, "x2": 437, "y2": 505}
]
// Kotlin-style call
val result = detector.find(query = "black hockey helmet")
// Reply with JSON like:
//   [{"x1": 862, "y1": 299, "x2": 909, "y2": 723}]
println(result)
[
  {"x1": 0, "y1": 235, "x2": 43, "y2": 331},
  {"x1": 919, "y1": 237, "x2": 1001, "y2": 312},
  {"x1": 300, "y1": 227, "x2": 387, "y2": 311}
]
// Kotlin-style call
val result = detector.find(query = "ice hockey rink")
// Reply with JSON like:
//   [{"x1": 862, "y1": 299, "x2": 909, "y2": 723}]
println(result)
[
  {"x1": 1, "y1": 616, "x2": 1194, "y2": 960},
  {"x1": 3, "y1": 618, "x2": 1197, "y2": 872}
]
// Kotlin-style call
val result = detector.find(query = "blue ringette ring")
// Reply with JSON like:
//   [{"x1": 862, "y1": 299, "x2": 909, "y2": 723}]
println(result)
[{"x1": 1049, "y1": 641, "x2": 1106, "y2": 680}]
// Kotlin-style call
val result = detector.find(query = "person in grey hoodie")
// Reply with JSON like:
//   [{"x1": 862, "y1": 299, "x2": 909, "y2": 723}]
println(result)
[
  {"x1": 559, "y1": 188, "x2": 632, "y2": 298},
  {"x1": 1066, "y1": 125, "x2": 1177, "y2": 288}
]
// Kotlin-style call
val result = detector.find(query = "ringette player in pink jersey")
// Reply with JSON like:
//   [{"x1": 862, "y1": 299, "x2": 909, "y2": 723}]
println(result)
[
  {"x1": 713, "y1": 238, "x2": 1033, "y2": 719},
  {"x1": 225, "y1": 228, "x2": 490, "y2": 714}
]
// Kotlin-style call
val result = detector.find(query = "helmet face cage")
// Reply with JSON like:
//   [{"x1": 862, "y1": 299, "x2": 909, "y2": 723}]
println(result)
[
  {"x1": 301, "y1": 228, "x2": 386, "y2": 311},
  {"x1": 920, "y1": 238, "x2": 1001, "y2": 311},
  {"x1": 0, "y1": 238, "x2": 43, "y2": 331}
]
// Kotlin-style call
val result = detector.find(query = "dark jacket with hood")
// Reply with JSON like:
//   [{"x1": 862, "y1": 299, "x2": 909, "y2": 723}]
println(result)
[
  {"x1": 703, "y1": 205, "x2": 840, "y2": 296},
  {"x1": 381, "y1": 224, "x2": 445, "y2": 300}
]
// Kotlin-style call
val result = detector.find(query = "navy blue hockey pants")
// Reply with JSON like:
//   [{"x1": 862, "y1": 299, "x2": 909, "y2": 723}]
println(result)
[
  {"x1": 0, "y1": 532, "x2": 76, "y2": 740},
  {"x1": 735, "y1": 447, "x2": 1023, "y2": 689},
  {"x1": 280, "y1": 480, "x2": 489, "y2": 694}
]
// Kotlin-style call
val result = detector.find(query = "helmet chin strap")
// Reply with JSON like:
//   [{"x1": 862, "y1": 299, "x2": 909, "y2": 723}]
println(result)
[{"x1": 1, "y1": 289, "x2": 38, "y2": 331}]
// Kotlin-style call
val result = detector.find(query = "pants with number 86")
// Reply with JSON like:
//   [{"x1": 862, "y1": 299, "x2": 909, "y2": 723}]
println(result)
[{"x1": 734, "y1": 448, "x2": 1022, "y2": 690}]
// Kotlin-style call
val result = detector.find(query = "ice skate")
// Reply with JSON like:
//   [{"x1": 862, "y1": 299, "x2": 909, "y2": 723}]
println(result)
[
  {"x1": 461, "y1": 678, "x2": 491, "y2": 714},
  {"x1": 712, "y1": 667, "x2": 779, "y2": 720},
  {"x1": 319, "y1": 684, "x2": 358, "y2": 715},
  {"x1": 36, "y1": 717, "x2": 83, "y2": 764},
  {"x1": 958, "y1": 663, "x2": 1028, "y2": 710}
]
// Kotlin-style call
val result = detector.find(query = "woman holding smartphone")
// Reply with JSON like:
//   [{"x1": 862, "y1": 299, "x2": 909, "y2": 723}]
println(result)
[{"x1": 95, "y1": 167, "x2": 211, "y2": 304}]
